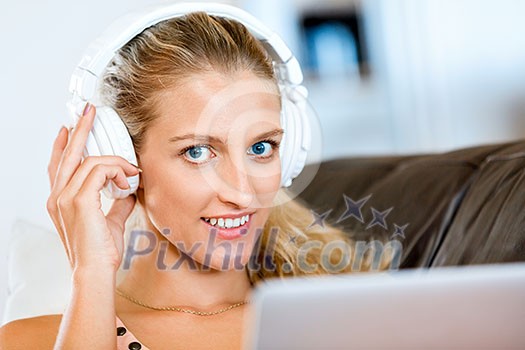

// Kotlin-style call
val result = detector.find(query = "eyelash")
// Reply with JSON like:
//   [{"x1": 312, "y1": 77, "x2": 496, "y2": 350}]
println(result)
[{"x1": 178, "y1": 139, "x2": 280, "y2": 166}]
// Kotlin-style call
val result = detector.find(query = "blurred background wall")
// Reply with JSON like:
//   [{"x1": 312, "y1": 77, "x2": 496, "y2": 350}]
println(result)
[{"x1": 1, "y1": 0, "x2": 524, "y2": 320}]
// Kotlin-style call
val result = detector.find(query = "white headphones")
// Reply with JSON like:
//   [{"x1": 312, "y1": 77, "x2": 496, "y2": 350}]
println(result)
[{"x1": 68, "y1": 2, "x2": 312, "y2": 199}]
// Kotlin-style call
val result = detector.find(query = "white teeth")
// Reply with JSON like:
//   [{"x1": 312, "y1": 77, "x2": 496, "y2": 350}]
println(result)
[{"x1": 204, "y1": 214, "x2": 251, "y2": 229}]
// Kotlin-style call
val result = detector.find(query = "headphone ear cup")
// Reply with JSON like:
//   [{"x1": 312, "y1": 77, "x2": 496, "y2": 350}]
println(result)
[
  {"x1": 91, "y1": 107, "x2": 139, "y2": 199},
  {"x1": 90, "y1": 110, "x2": 114, "y2": 156},
  {"x1": 84, "y1": 128, "x2": 102, "y2": 158},
  {"x1": 279, "y1": 90, "x2": 311, "y2": 188},
  {"x1": 279, "y1": 97, "x2": 295, "y2": 188}
]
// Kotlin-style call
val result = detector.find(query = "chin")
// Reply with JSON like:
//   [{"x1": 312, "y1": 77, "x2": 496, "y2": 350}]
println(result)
[
  {"x1": 196, "y1": 251, "x2": 252, "y2": 272},
  {"x1": 192, "y1": 230, "x2": 259, "y2": 272}
]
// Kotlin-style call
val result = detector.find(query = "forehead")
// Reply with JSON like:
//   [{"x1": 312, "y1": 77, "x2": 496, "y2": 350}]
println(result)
[{"x1": 150, "y1": 71, "x2": 281, "y2": 134}]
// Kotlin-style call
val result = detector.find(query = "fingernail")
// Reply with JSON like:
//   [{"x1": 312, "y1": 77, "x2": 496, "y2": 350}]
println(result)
[
  {"x1": 131, "y1": 163, "x2": 143, "y2": 173},
  {"x1": 58, "y1": 126, "x2": 66, "y2": 135},
  {"x1": 82, "y1": 102, "x2": 92, "y2": 116}
]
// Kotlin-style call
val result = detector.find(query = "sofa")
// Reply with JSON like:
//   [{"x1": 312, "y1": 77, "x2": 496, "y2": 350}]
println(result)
[
  {"x1": 293, "y1": 139, "x2": 525, "y2": 269},
  {"x1": 3, "y1": 140, "x2": 525, "y2": 325}
]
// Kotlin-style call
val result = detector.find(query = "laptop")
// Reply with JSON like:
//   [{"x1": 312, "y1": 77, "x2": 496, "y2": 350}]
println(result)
[{"x1": 241, "y1": 262, "x2": 525, "y2": 349}]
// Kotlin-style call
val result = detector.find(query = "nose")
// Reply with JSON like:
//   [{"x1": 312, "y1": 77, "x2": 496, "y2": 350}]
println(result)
[{"x1": 216, "y1": 157, "x2": 255, "y2": 208}]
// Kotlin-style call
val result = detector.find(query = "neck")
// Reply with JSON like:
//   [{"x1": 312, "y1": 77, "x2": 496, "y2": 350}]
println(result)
[{"x1": 117, "y1": 223, "x2": 253, "y2": 311}]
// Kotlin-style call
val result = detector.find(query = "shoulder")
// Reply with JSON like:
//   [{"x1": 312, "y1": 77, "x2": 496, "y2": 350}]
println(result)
[{"x1": 0, "y1": 314, "x2": 62, "y2": 349}]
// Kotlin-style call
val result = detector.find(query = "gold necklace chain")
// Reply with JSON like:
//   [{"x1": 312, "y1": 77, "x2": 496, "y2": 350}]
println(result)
[{"x1": 115, "y1": 288, "x2": 250, "y2": 316}]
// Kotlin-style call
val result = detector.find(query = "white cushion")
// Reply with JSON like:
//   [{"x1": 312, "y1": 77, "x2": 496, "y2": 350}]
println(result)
[
  {"x1": 4, "y1": 194, "x2": 130, "y2": 325},
  {"x1": 3, "y1": 220, "x2": 72, "y2": 324}
]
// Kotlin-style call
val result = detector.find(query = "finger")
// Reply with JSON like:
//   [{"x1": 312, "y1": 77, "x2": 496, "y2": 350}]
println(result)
[
  {"x1": 106, "y1": 195, "x2": 136, "y2": 262},
  {"x1": 48, "y1": 126, "x2": 69, "y2": 188},
  {"x1": 106, "y1": 195, "x2": 137, "y2": 231},
  {"x1": 66, "y1": 156, "x2": 139, "y2": 196},
  {"x1": 46, "y1": 200, "x2": 73, "y2": 267},
  {"x1": 53, "y1": 104, "x2": 96, "y2": 193},
  {"x1": 72, "y1": 164, "x2": 135, "y2": 206}
]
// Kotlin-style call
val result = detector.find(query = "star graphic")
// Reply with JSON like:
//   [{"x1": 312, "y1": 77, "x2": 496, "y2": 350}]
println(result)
[
  {"x1": 307, "y1": 209, "x2": 333, "y2": 229},
  {"x1": 391, "y1": 223, "x2": 409, "y2": 240},
  {"x1": 336, "y1": 194, "x2": 372, "y2": 224},
  {"x1": 287, "y1": 233, "x2": 298, "y2": 245},
  {"x1": 366, "y1": 207, "x2": 393, "y2": 230}
]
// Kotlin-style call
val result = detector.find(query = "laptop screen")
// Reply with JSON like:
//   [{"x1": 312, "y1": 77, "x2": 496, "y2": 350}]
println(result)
[{"x1": 242, "y1": 263, "x2": 525, "y2": 349}]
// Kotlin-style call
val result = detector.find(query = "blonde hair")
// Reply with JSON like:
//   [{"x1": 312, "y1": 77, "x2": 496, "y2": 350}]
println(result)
[
  {"x1": 101, "y1": 12, "x2": 276, "y2": 152},
  {"x1": 102, "y1": 12, "x2": 394, "y2": 286}
]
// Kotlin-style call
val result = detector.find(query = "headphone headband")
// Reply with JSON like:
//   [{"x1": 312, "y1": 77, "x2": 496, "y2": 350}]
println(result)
[{"x1": 69, "y1": 2, "x2": 303, "y2": 106}]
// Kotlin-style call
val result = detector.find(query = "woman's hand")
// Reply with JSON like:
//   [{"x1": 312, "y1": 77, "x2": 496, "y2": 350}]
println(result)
[{"x1": 46, "y1": 104, "x2": 140, "y2": 272}]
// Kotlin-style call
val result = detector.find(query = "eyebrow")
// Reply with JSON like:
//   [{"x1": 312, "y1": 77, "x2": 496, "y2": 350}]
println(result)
[{"x1": 168, "y1": 128, "x2": 284, "y2": 144}]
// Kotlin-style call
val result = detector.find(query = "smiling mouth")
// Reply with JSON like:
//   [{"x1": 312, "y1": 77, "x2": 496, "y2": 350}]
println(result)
[{"x1": 200, "y1": 214, "x2": 251, "y2": 229}]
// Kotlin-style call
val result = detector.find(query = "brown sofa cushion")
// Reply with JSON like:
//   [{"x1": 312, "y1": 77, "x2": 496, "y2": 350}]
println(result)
[
  {"x1": 431, "y1": 142, "x2": 525, "y2": 266},
  {"x1": 293, "y1": 140, "x2": 525, "y2": 268}
]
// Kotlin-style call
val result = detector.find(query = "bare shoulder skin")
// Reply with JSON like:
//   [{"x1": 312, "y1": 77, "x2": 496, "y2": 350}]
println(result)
[{"x1": 0, "y1": 314, "x2": 62, "y2": 350}]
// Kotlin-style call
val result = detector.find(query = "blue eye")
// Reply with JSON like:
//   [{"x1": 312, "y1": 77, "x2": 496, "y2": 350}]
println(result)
[
  {"x1": 184, "y1": 145, "x2": 213, "y2": 163},
  {"x1": 248, "y1": 141, "x2": 273, "y2": 157}
]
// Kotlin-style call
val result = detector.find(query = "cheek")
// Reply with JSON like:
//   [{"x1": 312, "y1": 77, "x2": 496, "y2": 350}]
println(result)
[
  {"x1": 142, "y1": 163, "x2": 212, "y2": 231},
  {"x1": 252, "y1": 166, "x2": 282, "y2": 207}
]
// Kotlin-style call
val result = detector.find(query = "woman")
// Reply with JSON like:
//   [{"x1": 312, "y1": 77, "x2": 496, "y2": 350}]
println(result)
[{"x1": 0, "y1": 7, "x2": 391, "y2": 350}]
